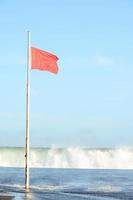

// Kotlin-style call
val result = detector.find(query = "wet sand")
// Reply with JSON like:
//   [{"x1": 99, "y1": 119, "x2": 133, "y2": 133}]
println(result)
[{"x1": 0, "y1": 196, "x2": 14, "y2": 200}]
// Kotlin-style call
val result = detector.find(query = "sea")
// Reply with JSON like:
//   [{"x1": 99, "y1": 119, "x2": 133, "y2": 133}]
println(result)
[{"x1": 0, "y1": 147, "x2": 133, "y2": 200}]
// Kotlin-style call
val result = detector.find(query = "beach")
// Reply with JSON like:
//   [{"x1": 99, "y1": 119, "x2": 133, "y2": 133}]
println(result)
[
  {"x1": 0, "y1": 167, "x2": 133, "y2": 199},
  {"x1": 0, "y1": 197, "x2": 14, "y2": 200}
]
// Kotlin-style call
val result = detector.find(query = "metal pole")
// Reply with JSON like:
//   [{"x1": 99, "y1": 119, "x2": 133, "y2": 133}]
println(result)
[{"x1": 25, "y1": 31, "x2": 31, "y2": 190}]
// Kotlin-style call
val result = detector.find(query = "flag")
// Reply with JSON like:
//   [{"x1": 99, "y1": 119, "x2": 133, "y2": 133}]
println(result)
[{"x1": 31, "y1": 47, "x2": 59, "y2": 74}]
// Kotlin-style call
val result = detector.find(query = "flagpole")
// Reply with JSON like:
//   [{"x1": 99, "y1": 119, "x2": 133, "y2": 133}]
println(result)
[{"x1": 25, "y1": 31, "x2": 31, "y2": 190}]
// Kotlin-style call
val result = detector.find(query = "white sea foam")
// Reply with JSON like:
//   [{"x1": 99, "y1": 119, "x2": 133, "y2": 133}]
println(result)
[
  {"x1": 0, "y1": 146, "x2": 133, "y2": 169},
  {"x1": 87, "y1": 185, "x2": 122, "y2": 192}
]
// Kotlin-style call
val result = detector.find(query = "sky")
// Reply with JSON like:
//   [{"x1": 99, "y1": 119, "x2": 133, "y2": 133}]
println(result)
[{"x1": 0, "y1": 0, "x2": 133, "y2": 148}]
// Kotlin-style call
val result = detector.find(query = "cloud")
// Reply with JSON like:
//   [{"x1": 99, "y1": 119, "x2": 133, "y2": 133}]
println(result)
[
  {"x1": 0, "y1": 53, "x2": 26, "y2": 68},
  {"x1": 31, "y1": 88, "x2": 39, "y2": 97},
  {"x1": 63, "y1": 54, "x2": 114, "y2": 71},
  {"x1": 0, "y1": 112, "x2": 13, "y2": 119},
  {"x1": 93, "y1": 55, "x2": 114, "y2": 66}
]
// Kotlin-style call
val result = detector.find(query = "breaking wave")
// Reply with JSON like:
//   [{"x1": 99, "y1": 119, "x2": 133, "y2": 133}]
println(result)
[{"x1": 0, "y1": 147, "x2": 133, "y2": 169}]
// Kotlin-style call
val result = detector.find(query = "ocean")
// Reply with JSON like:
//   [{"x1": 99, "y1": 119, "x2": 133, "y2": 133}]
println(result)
[{"x1": 0, "y1": 147, "x2": 133, "y2": 200}]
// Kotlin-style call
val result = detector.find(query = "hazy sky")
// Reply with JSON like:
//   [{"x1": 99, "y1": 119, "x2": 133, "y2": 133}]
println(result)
[{"x1": 0, "y1": 0, "x2": 133, "y2": 147}]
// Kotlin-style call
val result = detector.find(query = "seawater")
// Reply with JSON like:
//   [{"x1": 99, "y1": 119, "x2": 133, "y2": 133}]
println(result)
[
  {"x1": 0, "y1": 147, "x2": 133, "y2": 169},
  {"x1": 0, "y1": 168, "x2": 133, "y2": 200},
  {"x1": 0, "y1": 147, "x2": 133, "y2": 199}
]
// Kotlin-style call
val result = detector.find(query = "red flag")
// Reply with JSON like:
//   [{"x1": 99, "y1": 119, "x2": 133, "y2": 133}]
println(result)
[{"x1": 31, "y1": 47, "x2": 59, "y2": 74}]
